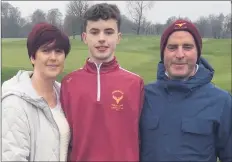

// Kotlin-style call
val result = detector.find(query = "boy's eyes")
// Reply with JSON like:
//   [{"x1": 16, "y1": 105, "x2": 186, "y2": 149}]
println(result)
[
  {"x1": 105, "y1": 30, "x2": 114, "y2": 34},
  {"x1": 90, "y1": 31, "x2": 98, "y2": 34},
  {"x1": 90, "y1": 30, "x2": 114, "y2": 35}
]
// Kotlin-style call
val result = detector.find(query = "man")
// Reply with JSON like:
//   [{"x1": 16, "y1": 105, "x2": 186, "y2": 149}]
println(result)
[
  {"x1": 140, "y1": 19, "x2": 232, "y2": 162},
  {"x1": 60, "y1": 3, "x2": 144, "y2": 161}
]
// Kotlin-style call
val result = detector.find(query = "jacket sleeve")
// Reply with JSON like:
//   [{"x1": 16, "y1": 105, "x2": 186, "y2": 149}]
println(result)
[
  {"x1": 139, "y1": 79, "x2": 145, "y2": 114},
  {"x1": 216, "y1": 93, "x2": 232, "y2": 162},
  {"x1": 2, "y1": 96, "x2": 30, "y2": 161}
]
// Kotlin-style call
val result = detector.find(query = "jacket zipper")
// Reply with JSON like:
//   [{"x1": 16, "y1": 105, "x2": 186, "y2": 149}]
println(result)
[{"x1": 95, "y1": 63, "x2": 102, "y2": 101}]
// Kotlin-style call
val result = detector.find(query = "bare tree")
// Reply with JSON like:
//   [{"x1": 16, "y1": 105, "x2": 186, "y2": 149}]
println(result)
[
  {"x1": 47, "y1": 8, "x2": 63, "y2": 28},
  {"x1": 165, "y1": 16, "x2": 177, "y2": 27},
  {"x1": 195, "y1": 16, "x2": 209, "y2": 37},
  {"x1": 140, "y1": 17, "x2": 152, "y2": 35},
  {"x1": 120, "y1": 15, "x2": 137, "y2": 34},
  {"x1": 31, "y1": 9, "x2": 46, "y2": 25},
  {"x1": 1, "y1": 2, "x2": 12, "y2": 18},
  {"x1": 66, "y1": 0, "x2": 91, "y2": 40},
  {"x1": 224, "y1": 13, "x2": 231, "y2": 33},
  {"x1": 222, "y1": 13, "x2": 231, "y2": 38},
  {"x1": 209, "y1": 14, "x2": 225, "y2": 39},
  {"x1": 1, "y1": 2, "x2": 22, "y2": 38},
  {"x1": 126, "y1": 1, "x2": 154, "y2": 35},
  {"x1": 63, "y1": 15, "x2": 79, "y2": 39},
  {"x1": 153, "y1": 23, "x2": 164, "y2": 35}
]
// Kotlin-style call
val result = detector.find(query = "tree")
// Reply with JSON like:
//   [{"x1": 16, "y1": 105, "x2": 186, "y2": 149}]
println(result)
[
  {"x1": 126, "y1": 1, "x2": 154, "y2": 35},
  {"x1": 165, "y1": 16, "x2": 177, "y2": 28},
  {"x1": 19, "y1": 18, "x2": 33, "y2": 38},
  {"x1": 31, "y1": 9, "x2": 46, "y2": 25},
  {"x1": 63, "y1": 14, "x2": 80, "y2": 38},
  {"x1": 65, "y1": 0, "x2": 91, "y2": 40},
  {"x1": 1, "y1": 2, "x2": 12, "y2": 18},
  {"x1": 1, "y1": 2, "x2": 22, "y2": 38},
  {"x1": 120, "y1": 15, "x2": 136, "y2": 34},
  {"x1": 47, "y1": 8, "x2": 63, "y2": 28},
  {"x1": 222, "y1": 13, "x2": 231, "y2": 38},
  {"x1": 195, "y1": 16, "x2": 210, "y2": 37},
  {"x1": 153, "y1": 23, "x2": 164, "y2": 35},
  {"x1": 140, "y1": 18, "x2": 152, "y2": 35},
  {"x1": 209, "y1": 13, "x2": 224, "y2": 39}
]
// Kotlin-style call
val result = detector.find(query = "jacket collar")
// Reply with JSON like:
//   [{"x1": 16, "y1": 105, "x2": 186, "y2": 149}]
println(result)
[
  {"x1": 84, "y1": 56, "x2": 119, "y2": 74},
  {"x1": 156, "y1": 57, "x2": 214, "y2": 92}
]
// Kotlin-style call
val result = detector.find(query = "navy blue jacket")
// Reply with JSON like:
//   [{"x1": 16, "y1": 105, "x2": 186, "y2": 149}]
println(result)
[{"x1": 140, "y1": 57, "x2": 232, "y2": 162}]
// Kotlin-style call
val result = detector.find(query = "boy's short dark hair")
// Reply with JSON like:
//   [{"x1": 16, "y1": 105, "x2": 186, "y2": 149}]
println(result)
[{"x1": 83, "y1": 3, "x2": 121, "y2": 32}]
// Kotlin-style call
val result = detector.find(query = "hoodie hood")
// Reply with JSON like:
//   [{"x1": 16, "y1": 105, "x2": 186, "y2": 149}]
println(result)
[
  {"x1": 2, "y1": 70, "x2": 61, "y2": 109},
  {"x1": 156, "y1": 57, "x2": 214, "y2": 92}
]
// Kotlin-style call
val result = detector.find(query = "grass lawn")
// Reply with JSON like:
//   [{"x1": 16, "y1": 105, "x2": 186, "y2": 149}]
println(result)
[{"x1": 2, "y1": 35, "x2": 231, "y2": 92}]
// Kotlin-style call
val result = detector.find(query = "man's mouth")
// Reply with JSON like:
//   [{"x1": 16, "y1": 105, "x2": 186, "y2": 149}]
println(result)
[
  {"x1": 96, "y1": 46, "x2": 108, "y2": 51},
  {"x1": 174, "y1": 64, "x2": 186, "y2": 65},
  {"x1": 172, "y1": 62, "x2": 187, "y2": 65},
  {"x1": 47, "y1": 65, "x2": 59, "y2": 68}
]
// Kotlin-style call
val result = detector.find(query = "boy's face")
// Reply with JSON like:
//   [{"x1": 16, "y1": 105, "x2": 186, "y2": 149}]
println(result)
[{"x1": 82, "y1": 18, "x2": 121, "y2": 63}]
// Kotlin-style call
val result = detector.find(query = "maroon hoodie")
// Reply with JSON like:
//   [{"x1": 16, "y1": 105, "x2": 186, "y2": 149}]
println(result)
[{"x1": 60, "y1": 57, "x2": 144, "y2": 161}]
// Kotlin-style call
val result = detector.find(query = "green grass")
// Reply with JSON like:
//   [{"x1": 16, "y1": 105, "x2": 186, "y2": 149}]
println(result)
[{"x1": 2, "y1": 35, "x2": 231, "y2": 92}]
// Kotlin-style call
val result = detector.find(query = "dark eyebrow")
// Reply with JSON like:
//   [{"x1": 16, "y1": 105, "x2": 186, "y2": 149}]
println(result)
[
  {"x1": 167, "y1": 44, "x2": 178, "y2": 47},
  {"x1": 183, "y1": 43, "x2": 194, "y2": 46},
  {"x1": 89, "y1": 28, "x2": 99, "y2": 31},
  {"x1": 105, "y1": 28, "x2": 114, "y2": 31}
]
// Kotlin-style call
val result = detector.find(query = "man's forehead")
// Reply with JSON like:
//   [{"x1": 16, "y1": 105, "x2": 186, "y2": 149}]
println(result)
[
  {"x1": 86, "y1": 19, "x2": 118, "y2": 30},
  {"x1": 167, "y1": 31, "x2": 195, "y2": 43},
  {"x1": 169, "y1": 31, "x2": 194, "y2": 39}
]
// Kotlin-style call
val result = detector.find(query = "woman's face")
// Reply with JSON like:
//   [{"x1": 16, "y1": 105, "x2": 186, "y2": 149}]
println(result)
[{"x1": 30, "y1": 41, "x2": 65, "y2": 80}]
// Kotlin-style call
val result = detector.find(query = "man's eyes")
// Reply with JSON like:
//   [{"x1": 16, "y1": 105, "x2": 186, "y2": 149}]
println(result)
[
  {"x1": 167, "y1": 44, "x2": 194, "y2": 50},
  {"x1": 167, "y1": 45, "x2": 178, "y2": 50},
  {"x1": 183, "y1": 44, "x2": 194, "y2": 49}
]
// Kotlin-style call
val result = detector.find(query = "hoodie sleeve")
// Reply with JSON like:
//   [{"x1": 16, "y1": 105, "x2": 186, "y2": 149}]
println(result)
[
  {"x1": 2, "y1": 95, "x2": 30, "y2": 161},
  {"x1": 216, "y1": 93, "x2": 232, "y2": 162}
]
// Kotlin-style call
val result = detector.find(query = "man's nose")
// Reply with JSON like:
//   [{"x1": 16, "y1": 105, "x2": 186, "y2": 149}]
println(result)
[
  {"x1": 176, "y1": 46, "x2": 185, "y2": 58},
  {"x1": 98, "y1": 32, "x2": 106, "y2": 42}
]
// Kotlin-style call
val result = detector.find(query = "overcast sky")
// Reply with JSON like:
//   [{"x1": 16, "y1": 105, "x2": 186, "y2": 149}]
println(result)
[{"x1": 6, "y1": 1, "x2": 232, "y2": 24}]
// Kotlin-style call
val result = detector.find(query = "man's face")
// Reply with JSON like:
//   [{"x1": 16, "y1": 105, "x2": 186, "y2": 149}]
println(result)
[
  {"x1": 163, "y1": 31, "x2": 198, "y2": 80},
  {"x1": 82, "y1": 18, "x2": 121, "y2": 63}
]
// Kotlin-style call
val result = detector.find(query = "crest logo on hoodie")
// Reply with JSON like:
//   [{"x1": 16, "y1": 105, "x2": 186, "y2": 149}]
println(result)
[{"x1": 111, "y1": 90, "x2": 124, "y2": 111}]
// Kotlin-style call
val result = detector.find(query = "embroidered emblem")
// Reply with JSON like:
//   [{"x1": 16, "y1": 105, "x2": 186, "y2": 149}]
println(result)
[{"x1": 111, "y1": 90, "x2": 124, "y2": 111}]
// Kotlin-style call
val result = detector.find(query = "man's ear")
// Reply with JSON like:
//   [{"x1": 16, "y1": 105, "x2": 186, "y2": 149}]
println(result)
[
  {"x1": 117, "y1": 32, "x2": 122, "y2": 44},
  {"x1": 82, "y1": 32, "x2": 87, "y2": 44}
]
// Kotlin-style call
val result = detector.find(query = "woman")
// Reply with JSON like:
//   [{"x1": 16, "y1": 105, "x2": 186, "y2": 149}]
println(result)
[{"x1": 2, "y1": 22, "x2": 71, "y2": 161}]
